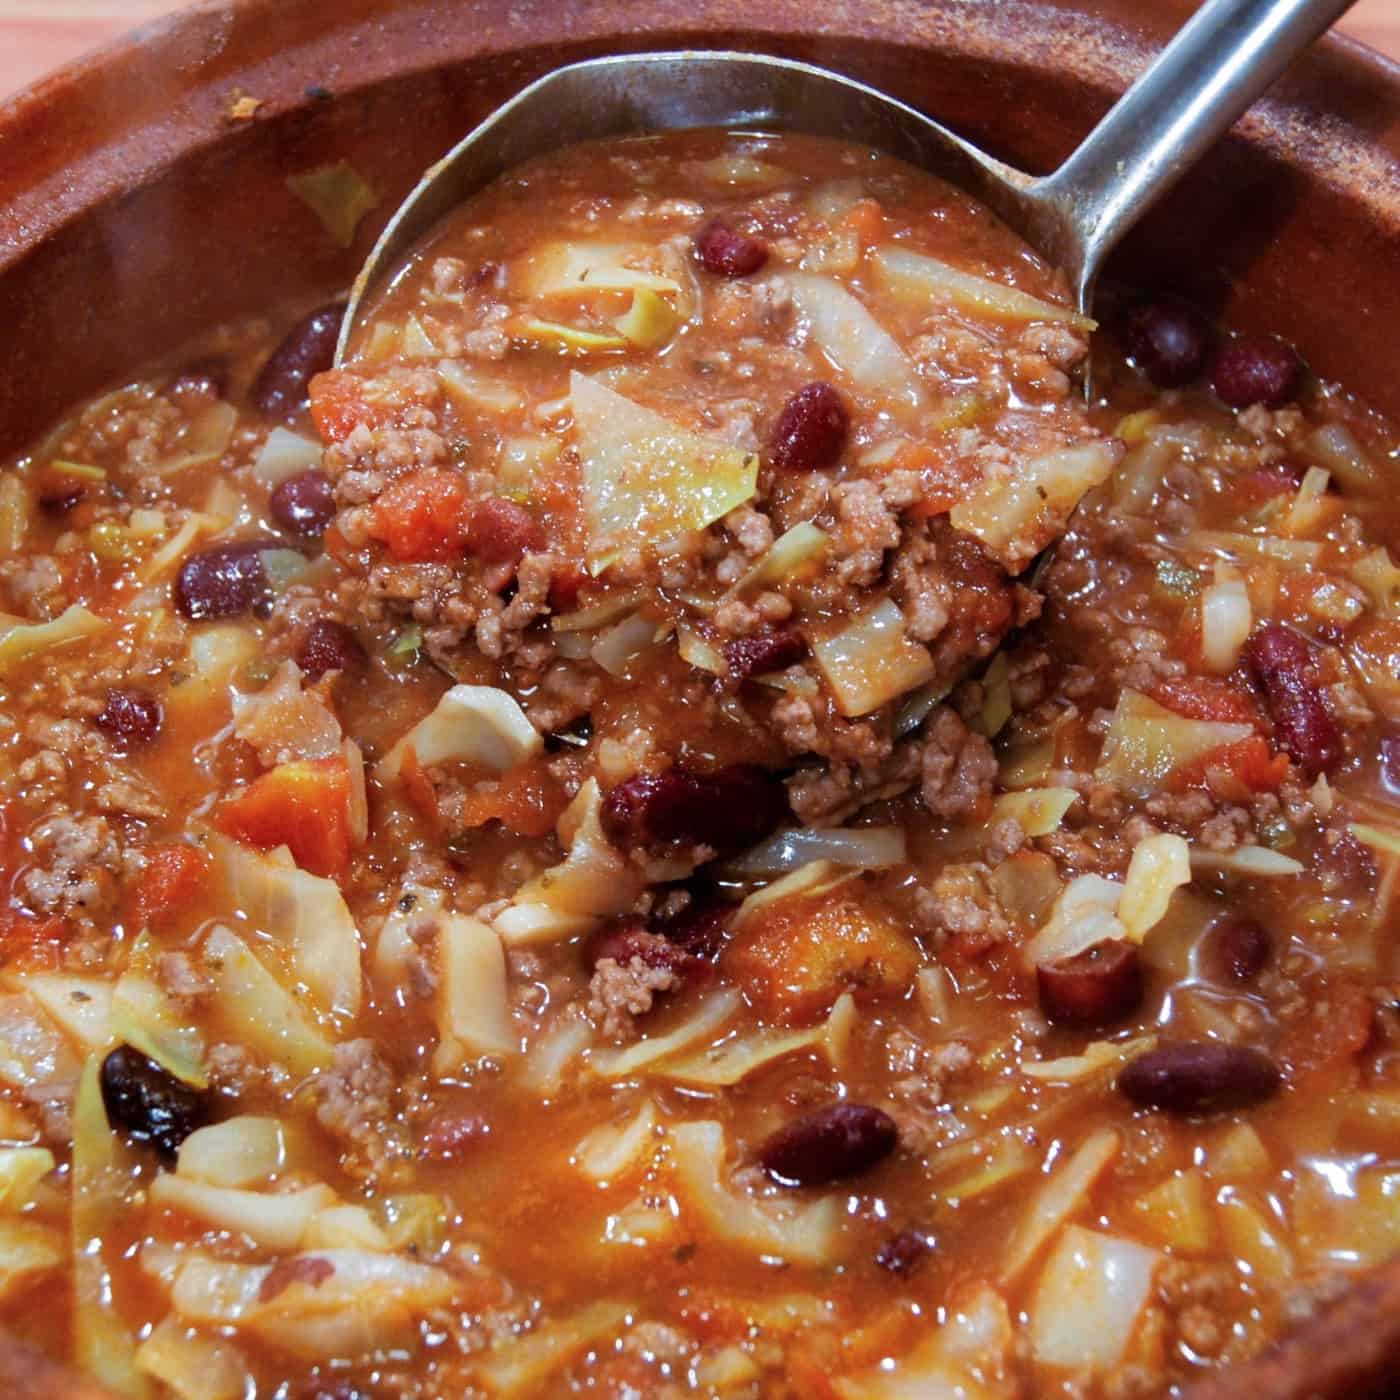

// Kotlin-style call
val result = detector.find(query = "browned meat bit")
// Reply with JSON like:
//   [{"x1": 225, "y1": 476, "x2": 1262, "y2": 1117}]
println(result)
[
  {"x1": 315, "y1": 1039, "x2": 407, "y2": 1178},
  {"x1": 919, "y1": 707, "x2": 996, "y2": 821},
  {"x1": 586, "y1": 948, "x2": 684, "y2": 1044},
  {"x1": 17, "y1": 813, "x2": 132, "y2": 919}
]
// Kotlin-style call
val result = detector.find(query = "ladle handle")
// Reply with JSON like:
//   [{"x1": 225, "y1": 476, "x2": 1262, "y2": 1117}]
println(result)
[{"x1": 1041, "y1": 0, "x2": 1355, "y2": 300}]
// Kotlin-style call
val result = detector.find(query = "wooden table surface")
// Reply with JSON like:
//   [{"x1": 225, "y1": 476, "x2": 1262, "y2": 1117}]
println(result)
[{"x1": 1, "y1": 0, "x2": 1398, "y2": 99}]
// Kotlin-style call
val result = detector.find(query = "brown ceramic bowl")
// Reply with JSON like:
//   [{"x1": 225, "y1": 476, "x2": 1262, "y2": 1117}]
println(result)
[{"x1": 2, "y1": 0, "x2": 1400, "y2": 1394}]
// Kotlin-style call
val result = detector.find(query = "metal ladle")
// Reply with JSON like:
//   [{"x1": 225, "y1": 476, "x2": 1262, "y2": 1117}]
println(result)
[{"x1": 336, "y1": 0, "x2": 1354, "y2": 364}]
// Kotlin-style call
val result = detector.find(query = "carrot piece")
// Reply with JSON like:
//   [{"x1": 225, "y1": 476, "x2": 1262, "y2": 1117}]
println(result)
[
  {"x1": 308, "y1": 369, "x2": 375, "y2": 444},
  {"x1": 367, "y1": 468, "x2": 471, "y2": 563},
  {"x1": 215, "y1": 756, "x2": 353, "y2": 878},
  {"x1": 456, "y1": 759, "x2": 568, "y2": 839},
  {"x1": 129, "y1": 844, "x2": 212, "y2": 929}
]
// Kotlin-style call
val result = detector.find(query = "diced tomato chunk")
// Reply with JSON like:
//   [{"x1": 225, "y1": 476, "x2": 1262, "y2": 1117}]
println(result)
[
  {"x1": 890, "y1": 441, "x2": 981, "y2": 519},
  {"x1": 367, "y1": 469, "x2": 471, "y2": 563},
  {"x1": 1171, "y1": 735, "x2": 1290, "y2": 795},
  {"x1": 0, "y1": 911, "x2": 69, "y2": 971},
  {"x1": 215, "y1": 756, "x2": 353, "y2": 878},
  {"x1": 839, "y1": 197, "x2": 888, "y2": 248},
  {"x1": 1152, "y1": 674, "x2": 1262, "y2": 727},
  {"x1": 129, "y1": 844, "x2": 212, "y2": 929},
  {"x1": 456, "y1": 759, "x2": 567, "y2": 838},
  {"x1": 308, "y1": 370, "x2": 375, "y2": 445}
]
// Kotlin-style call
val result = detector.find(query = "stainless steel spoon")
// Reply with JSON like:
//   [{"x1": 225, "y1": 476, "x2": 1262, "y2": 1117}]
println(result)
[{"x1": 336, "y1": 0, "x2": 1354, "y2": 363}]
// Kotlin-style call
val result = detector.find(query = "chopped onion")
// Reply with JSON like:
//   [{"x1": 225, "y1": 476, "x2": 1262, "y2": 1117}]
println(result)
[
  {"x1": 811, "y1": 599, "x2": 936, "y2": 718},
  {"x1": 1200, "y1": 563, "x2": 1252, "y2": 673},
  {"x1": 1306, "y1": 421, "x2": 1381, "y2": 492},
  {"x1": 1027, "y1": 1225, "x2": 1160, "y2": 1370},
  {"x1": 787, "y1": 273, "x2": 921, "y2": 406},
  {"x1": 950, "y1": 442, "x2": 1117, "y2": 572},
  {"x1": 572, "y1": 373, "x2": 758, "y2": 574},
  {"x1": 670, "y1": 1120, "x2": 839, "y2": 1265},
  {"x1": 1000, "y1": 1126, "x2": 1120, "y2": 1283},
  {"x1": 377, "y1": 684, "x2": 542, "y2": 782},
  {"x1": 0, "y1": 605, "x2": 105, "y2": 674},
  {"x1": 253, "y1": 427, "x2": 322, "y2": 487},
  {"x1": 573, "y1": 1101, "x2": 659, "y2": 1184},
  {"x1": 723, "y1": 825, "x2": 907, "y2": 876},
  {"x1": 875, "y1": 246, "x2": 1094, "y2": 329},
  {"x1": 1095, "y1": 689, "x2": 1253, "y2": 799},
  {"x1": 1118, "y1": 833, "x2": 1191, "y2": 941}
]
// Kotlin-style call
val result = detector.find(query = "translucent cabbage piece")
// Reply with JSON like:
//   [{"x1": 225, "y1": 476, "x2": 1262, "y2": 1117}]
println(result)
[
  {"x1": 301, "y1": 1204, "x2": 392, "y2": 1252},
  {"x1": 201, "y1": 926, "x2": 334, "y2": 1076},
  {"x1": 988, "y1": 788, "x2": 1079, "y2": 839},
  {"x1": 523, "y1": 241, "x2": 682, "y2": 300},
  {"x1": 787, "y1": 274, "x2": 921, "y2": 406},
  {"x1": 1200, "y1": 564, "x2": 1252, "y2": 673},
  {"x1": 590, "y1": 990, "x2": 741, "y2": 1080},
  {"x1": 1190, "y1": 845, "x2": 1305, "y2": 877},
  {"x1": 1027, "y1": 1226, "x2": 1160, "y2": 1370},
  {"x1": 0, "y1": 604, "x2": 106, "y2": 674},
  {"x1": 1001, "y1": 1126, "x2": 1119, "y2": 1283},
  {"x1": 731, "y1": 520, "x2": 830, "y2": 593},
  {"x1": 473, "y1": 1300, "x2": 634, "y2": 1396},
  {"x1": 671, "y1": 1120, "x2": 839, "y2": 1265},
  {"x1": 16, "y1": 974, "x2": 112, "y2": 1052},
  {"x1": 875, "y1": 246, "x2": 1095, "y2": 329},
  {"x1": 723, "y1": 825, "x2": 907, "y2": 876},
  {"x1": 732, "y1": 859, "x2": 859, "y2": 930},
  {"x1": 570, "y1": 373, "x2": 758, "y2": 573},
  {"x1": 573, "y1": 1101, "x2": 659, "y2": 1185},
  {"x1": 1095, "y1": 689, "x2": 1253, "y2": 799},
  {"x1": 950, "y1": 443, "x2": 1116, "y2": 572},
  {"x1": 437, "y1": 361, "x2": 525, "y2": 414},
  {"x1": 811, "y1": 599, "x2": 936, "y2": 718},
  {"x1": 1024, "y1": 875, "x2": 1125, "y2": 968},
  {"x1": 0, "y1": 1146, "x2": 53, "y2": 1210},
  {"x1": 1118, "y1": 833, "x2": 1191, "y2": 941},
  {"x1": 433, "y1": 914, "x2": 515, "y2": 1072},
  {"x1": 231, "y1": 660, "x2": 342, "y2": 762},
  {"x1": 150, "y1": 1176, "x2": 338, "y2": 1252},
  {"x1": 378, "y1": 684, "x2": 542, "y2": 783},
  {"x1": 171, "y1": 1249, "x2": 456, "y2": 1361},
  {"x1": 1020, "y1": 1035, "x2": 1155, "y2": 1086},
  {"x1": 111, "y1": 972, "x2": 207, "y2": 1088},
  {"x1": 213, "y1": 836, "x2": 361, "y2": 1019},
  {"x1": 177, "y1": 1117, "x2": 287, "y2": 1188},
  {"x1": 615, "y1": 288, "x2": 685, "y2": 348},
  {"x1": 515, "y1": 317, "x2": 628, "y2": 354},
  {"x1": 133, "y1": 1316, "x2": 249, "y2": 1400},
  {"x1": 252, "y1": 428, "x2": 322, "y2": 487},
  {"x1": 0, "y1": 1218, "x2": 64, "y2": 1307}
]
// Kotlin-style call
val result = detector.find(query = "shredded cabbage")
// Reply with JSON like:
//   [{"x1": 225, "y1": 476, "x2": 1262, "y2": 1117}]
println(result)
[
  {"x1": 0, "y1": 1146, "x2": 53, "y2": 1210},
  {"x1": 728, "y1": 521, "x2": 830, "y2": 593},
  {"x1": 571, "y1": 373, "x2": 758, "y2": 574},
  {"x1": 1095, "y1": 689, "x2": 1253, "y2": 799},
  {"x1": 111, "y1": 972, "x2": 207, "y2": 1088},
  {"x1": 950, "y1": 443, "x2": 1116, "y2": 572},
  {"x1": 1305, "y1": 421, "x2": 1381, "y2": 492},
  {"x1": 590, "y1": 989, "x2": 741, "y2": 1080},
  {"x1": 573, "y1": 1101, "x2": 659, "y2": 1184},
  {"x1": 232, "y1": 660, "x2": 342, "y2": 762},
  {"x1": 1118, "y1": 833, "x2": 1191, "y2": 941},
  {"x1": 437, "y1": 361, "x2": 525, "y2": 414},
  {"x1": 0, "y1": 1218, "x2": 64, "y2": 1307},
  {"x1": 434, "y1": 914, "x2": 516, "y2": 1072},
  {"x1": 1190, "y1": 845, "x2": 1305, "y2": 877},
  {"x1": 473, "y1": 1300, "x2": 634, "y2": 1396},
  {"x1": 615, "y1": 288, "x2": 685, "y2": 348},
  {"x1": 875, "y1": 246, "x2": 1094, "y2": 329},
  {"x1": 177, "y1": 1116, "x2": 286, "y2": 1188},
  {"x1": 723, "y1": 825, "x2": 907, "y2": 876},
  {"x1": 150, "y1": 1176, "x2": 338, "y2": 1251},
  {"x1": 787, "y1": 274, "x2": 920, "y2": 406},
  {"x1": 378, "y1": 684, "x2": 542, "y2": 782},
  {"x1": 252, "y1": 428, "x2": 322, "y2": 487},
  {"x1": 1200, "y1": 563, "x2": 1252, "y2": 673},
  {"x1": 988, "y1": 788, "x2": 1079, "y2": 839},
  {"x1": 134, "y1": 1316, "x2": 248, "y2": 1400},
  {"x1": 515, "y1": 317, "x2": 628, "y2": 354},
  {"x1": 0, "y1": 604, "x2": 106, "y2": 674},
  {"x1": 1352, "y1": 548, "x2": 1400, "y2": 620},
  {"x1": 811, "y1": 599, "x2": 936, "y2": 718},
  {"x1": 16, "y1": 974, "x2": 112, "y2": 1053},
  {"x1": 523, "y1": 241, "x2": 682, "y2": 300},
  {"x1": 732, "y1": 860, "x2": 859, "y2": 931}
]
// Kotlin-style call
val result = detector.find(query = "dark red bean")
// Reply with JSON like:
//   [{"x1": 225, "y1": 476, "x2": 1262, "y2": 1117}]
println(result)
[
  {"x1": 875, "y1": 1228, "x2": 935, "y2": 1276},
  {"x1": 1117, "y1": 1041, "x2": 1280, "y2": 1115},
  {"x1": 1242, "y1": 624, "x2": 1341, "y2": 777},
  {"x1": 694, "y1": 218, "x2": 768, "y2": 277},
  {"x1": 1206, "y1": 917, "x2": 1272, "y2": 983},
  {"x1": 1122, "y1": 301, "x2": 1210, "y2": 388},
  {"x1": 769, "y1": 382, "x2": 850, "y2": 472},
  {"x1": 95, "y1": 687, "x2": 163, "y2": 745},
  {"x1": 1210, "y1": 334, "x2": 1304, "y2": 409},
  {"x1": 1381, "y1": 732, "x2": 1400, "y2": 795},
  {"x1": 465, "y1": 497, "x2": 544, "y2": 566},
  {"x1": 252, "y1": 304, "x2": 345, "y2": 421},
  {"x1": 588, "y1": 923, "x2": 704, "y2": 982},
  {"x1": 166, "y1": 357, "x2": 229, "y2": 402},
  {"x1": 758, "y1": 1102, "x2": 898, "y2": 1187},
  {"x1": 297, "y1": 619, "x2": 366, "y2": 680},
  {"x1": 100, "y1": 1044, "x2": 209, "y2": 1164},
  {"x1": 421, "y1": 1110, "x2": 491, "y2": 1161},
  {"x1": 38, "y1": 487, "x2": 86, "y2": 516},
  {"x1": 655, "y1": 895, "x2": 732, "y2": 961},
  {"x1": 175, "y1": 543, "x2": 273, "y2": 621},
  {"x1": 269, "y1": 469, "x2": 335, "y2": 538},
  {"x1": 723, "y1": 627, "x2": 808, "y2": 683},
  {"x1": 600, "y1": 763, "x2": 788, "y2": 855},
  {"x1": 1036, "y1": 940, "x2": 1143, "y2": 1028}
]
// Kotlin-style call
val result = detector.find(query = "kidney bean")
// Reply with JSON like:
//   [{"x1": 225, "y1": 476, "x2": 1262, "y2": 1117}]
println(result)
[
  {"x1": 94, "y1": 687, "x2": 163, "y2": 746},
  {"x1": 269, "y1": 469, "x2": 336, "y2": 537},
  {"x1": 251, "y1": 303, "x2": 345, "y2": 421},
  {"x1": 421, "y1": 1109, "x2": 492, "y2": 1161},
  {"x1": 1122, "y1": 300, "x2": 1210, "y2": 388},
  {"x1": 465, "y1": 497, "x2": 544, "y2": 566},
  {"x1": 1381, "y1": 732, "x2": 1400, "y2": 795},
  {"x1": 769, "y1": 382, "x2": 850, "y2": 472},
  {"x1": 1117, "y1": 1041, "x2": 1280, "y2": 1115},
  {"x1": 600, "y1": 763, "x2": 788, "y2": 855},
  {"x1": 1210, "y1": 334, "x2": 1304, "y2": 409},
  {"x1": 655, "y1": 894, "x2": 732, "y2": 960},
  {"x1": 875, "y1": 1228, "x2": 935, "y2": 1276},
  {"x1": 1036, "y1": 940, "x2": 1143, "y2": 1028},
  {"x1": 694, "y1": 218, "x2": 768, "y2": 277},
  {"x1": 1242, "y1": 624, "x2": 1341, "y2": 777},
  {"x1": 100, "y1": 1044, "x2": 210, "y2": 1163},
  {"x1": 296, "y1": 619, "x2": 366, "y2": 680},
  {"x1": 38, "y1": 486, "x2": 86, "y2": 516},
  {"x1": 588, "y1": 923, "x2": 704, "y2": 981},
  {"x1": 724, "y1": 627, "x2": 807, "y2": 683},
  {"x1": 1206, "y1": 917, "x2": 1272, "y2": 983},
  {"x1": 174, "y1": 542, "x2": 276, "y2": 621},
  {"x1": 166, "y1": 356, "x2": 229, "y2": 401},
  {"x1": 758, "y1": 1102, "x2": 898, "y2": 1187}
]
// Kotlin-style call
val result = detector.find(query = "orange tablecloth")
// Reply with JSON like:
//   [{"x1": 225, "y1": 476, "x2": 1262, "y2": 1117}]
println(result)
[{"x1": 1, "y1": 0, "x2": 1398, "y2": 99}]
